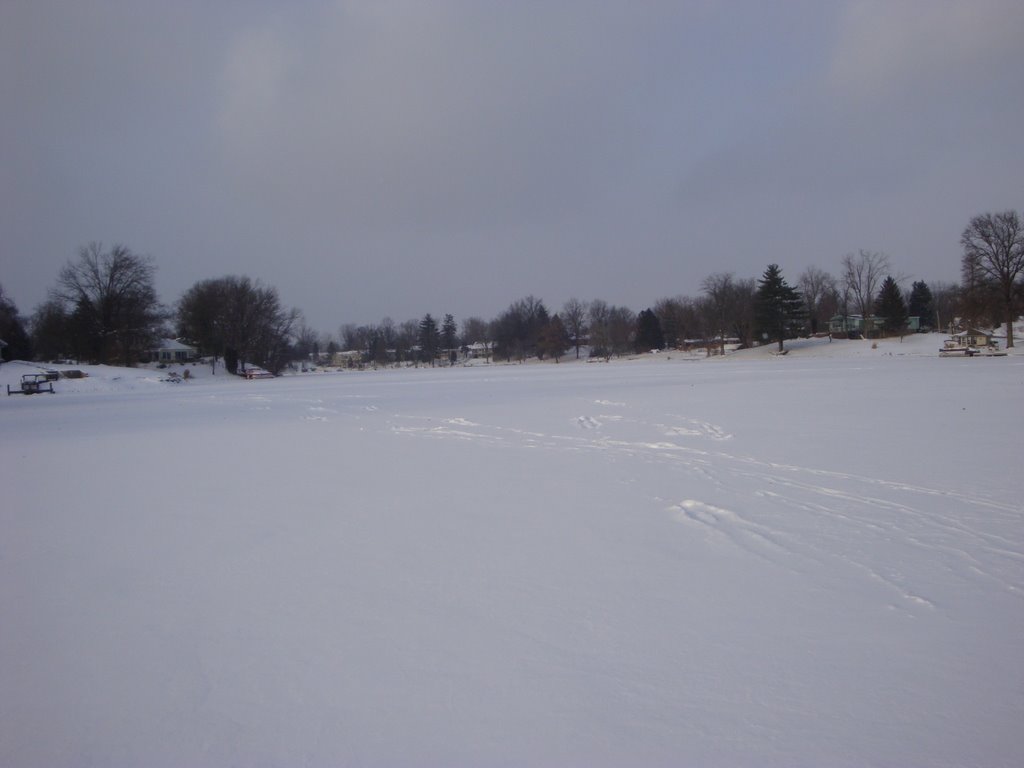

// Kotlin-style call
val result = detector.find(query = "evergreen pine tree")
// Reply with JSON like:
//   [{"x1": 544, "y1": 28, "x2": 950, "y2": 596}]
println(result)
[
  {"x1": 441, "y1": 313, "x2": 458, "y2": 365},
  {"x1": 0, "y1": 285, "x2": 33, "y2": 361},
  {"x1": 874, "y1": 276, "x2": 908, "y2": 336},
  {"x1": 754, "y1": 264, "x2": 805, "y2": 352},
  {"x1": 635, "y1": 308, "x2": 665, "y2": 352},
  {"x1": 907, "y1": 281, "x2": 934, "y2": 330},
  {"x1": 418, "y1": 313, "x2": 440, "y2": 365}
]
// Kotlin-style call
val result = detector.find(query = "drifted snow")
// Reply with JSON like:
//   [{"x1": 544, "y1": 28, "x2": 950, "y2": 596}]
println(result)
[{"x1": 1, "y1": 336, "x2": 1022, "y2": 766}]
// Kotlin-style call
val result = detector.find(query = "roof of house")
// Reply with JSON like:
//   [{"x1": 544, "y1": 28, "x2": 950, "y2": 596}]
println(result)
[{"x1": 154, "y1": 338, "x2": 196, "y2": 351}]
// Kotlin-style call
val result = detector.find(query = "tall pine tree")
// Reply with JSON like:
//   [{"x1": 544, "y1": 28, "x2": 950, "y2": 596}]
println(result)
[
  {"x1": 874, "y1": 276, "x2": 908, "y2": 336},
  {"x1": 907, "y1": 281, "x2": 934, "y2": 330},
  {"x1": 754, "y1": 264, "x2": 805, "y2": 352},
  {"x1": 418, "y1": 313, "x2": 440, "y2": 365},
  {"x1": 441, "y1": 313, "x2": 458, "y2": 365},
  {"x1": 635, "y1": 308, "x2": 665, "y2": 352}
]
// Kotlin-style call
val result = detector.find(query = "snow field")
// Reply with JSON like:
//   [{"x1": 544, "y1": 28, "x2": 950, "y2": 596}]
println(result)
[{"x1": 1, "y1": 337, "x2": 1022, "y2": 766}]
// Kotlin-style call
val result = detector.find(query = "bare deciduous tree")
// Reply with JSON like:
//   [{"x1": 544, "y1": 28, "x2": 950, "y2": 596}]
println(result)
[
  {"x1": 537, "y1": 315, "x2": 570, "y2": 362},
  {"x1": 701, "y1": 273, "x2": 756, "y2": 351},
  {"x1": 30, "y1": 298, "x2": 71, "y2": 361},
  {"x1": 178, "y1": 275, "x2": 298, "y2": 374},
  {"x1": 701, "y1": 273, "x2": 734, "y2": 354},
  {"x1": 929, "y1": 281, "x2": 960, "y2": 334},
  {"x1": 461, "y1": 316, "x2": 491, "y2": 361},
  {"x1": 798, "y1": 266, "x2": 837, "y2": 334},
  {"x1": 339, "y1": 323, "x2": 363, "y2": 353},
  {"x1": 55, "y1": 242, "x2": 164, "y2": 365},
  {"x1": 840, "y1": 250, "x2": 890, "y2": 337},
  {"x1": 587, "y1": 299, "x2": 611, "y2": 359},
  {"x1": 607, "y1": 305, "x2": 636, "y2": 356},
  {"x1": 560, "y1": 298, "x2": 587, "y2": 359},
  {"x1": 491, "y1": 296, "x2": 549, "y2": 362},
  {"x1": 654, "y1": 295, "x2": 704, "y2": 350},
  {"x1": 960, "y1": 210, "x2": 1024, "y2": 347},
  {"x1": 292, "y1": 323, "x2": 320, "y2": 364},
  {"x1": 729, "y1": 278, "x2": 757, "y2": 348}
]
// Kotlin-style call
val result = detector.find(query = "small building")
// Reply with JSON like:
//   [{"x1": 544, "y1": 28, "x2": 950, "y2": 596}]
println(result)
[
  {"x1": 331, "y1": 350, "x2": 363, "y2": 367},
  {"x1": 951, "y1": 328, "x2": 993, "y2": 348},
  {"x1": 464, "y1": 341, "x2": 492, "y2": 359},
  {"x1": 828, "y1": 314, "x2": 885, "y2": 337},
  {"x1": 152, "y1": 338, "x2": 197, "y2": 363},
  {"x1": 681, "y1": 337, "x2": 740, "y2": 353},
  {"x1": 939, "y1": 328, "x2": 1004, "y2": 356},
  {"x1": 828, "y1": 314, "x2": 922, "y2": 337}
]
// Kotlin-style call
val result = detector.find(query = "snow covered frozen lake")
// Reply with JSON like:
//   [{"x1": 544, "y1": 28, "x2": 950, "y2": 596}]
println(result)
[{"x1": 2, "y1": 336, "x2": 1022, "y2": 766}]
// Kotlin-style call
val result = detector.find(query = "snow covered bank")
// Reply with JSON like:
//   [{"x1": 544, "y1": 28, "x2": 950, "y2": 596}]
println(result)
[{"x1": 2, "y1": 342, "x2": 1022, "y2": 766}]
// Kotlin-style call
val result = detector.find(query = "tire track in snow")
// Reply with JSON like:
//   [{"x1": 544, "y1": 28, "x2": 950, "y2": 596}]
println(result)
[
  {"x1": 658, "y1": 416, "x2": 733, "y2": 441},
  {"x1": 669, "y1": 499, "x2": 803, "y2": 575},
  {"x1": 670, "y1": 499, "x2": 938, "y2": 612},
  {"x1": 388, "y1": 405, "x2": 1022, "y2": 605},
  {"x1": 742, "y1": 473, "x2": 1024, "y2": 597},
  {"x1": 735, "y1": 468, "x2": 1024, "y2": 559},
  {"x1": 392, "y1": 406, "x2": 1020, "y2": 527}
]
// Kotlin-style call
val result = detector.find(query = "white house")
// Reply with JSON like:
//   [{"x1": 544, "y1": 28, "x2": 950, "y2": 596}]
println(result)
[
  {"x1": 152, "y1": 339, "x2": 197, "y2": 363},
  {"x1": 465, "y1": 341, "x2": 492, "y2": 359}
]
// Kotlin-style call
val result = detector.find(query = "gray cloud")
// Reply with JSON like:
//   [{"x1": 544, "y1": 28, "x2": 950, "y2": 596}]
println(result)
[{"x1": 3, "y1": 1, "x2": 1022, "y2": 332}]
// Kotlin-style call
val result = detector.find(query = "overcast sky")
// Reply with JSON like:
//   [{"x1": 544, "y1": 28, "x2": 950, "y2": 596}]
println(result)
[{"x1": 3, "y1": 1, "x2": 1022, "y2": 332}]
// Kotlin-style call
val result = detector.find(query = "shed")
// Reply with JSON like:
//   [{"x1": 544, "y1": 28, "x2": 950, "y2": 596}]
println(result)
[{"x1": 951, "y1": 328, "x2": 994, "y2": 348}]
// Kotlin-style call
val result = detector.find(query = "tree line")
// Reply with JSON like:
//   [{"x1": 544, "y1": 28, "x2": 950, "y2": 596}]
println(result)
[
  {"x1": 4, "y1": 243, "x2": 300, "y2": 374},
  {"x1": 1, "y1": 210, "x2": 1021, "y2": 369}
]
